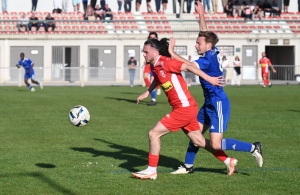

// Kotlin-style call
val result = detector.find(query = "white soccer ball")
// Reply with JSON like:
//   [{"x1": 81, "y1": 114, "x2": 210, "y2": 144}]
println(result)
[{"x1": 69, "y1": 105, "x2": 90, "y2": 127}]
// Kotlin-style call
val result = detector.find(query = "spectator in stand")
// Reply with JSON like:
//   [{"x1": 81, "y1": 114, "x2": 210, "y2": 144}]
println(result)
[
  {"x1": 90, "y1": 0, "x2": 97, "y2": 9},
  {"x1": 262, "y1": 0, "x2": 272, "y2": 17},
  {"x1": 94, "y1": 4, "x2": 104, "y2": 20},
  {"x1": 103, "y1": 4, "x2": 113, "y2": 20},
  {"x1": 31, "y1": 0, "x2": 38, "y2": 12},
  {"x1": 100, "y1": 0, "x2": 106, "y2": 9},
  {"x1": 162, "y1": 0, "x2": 168, "y2": 13},
  {"x1": 44, "y1": 13, "x2": 56, "y2": 32},
  {"x1": 186, "y1": 0, "x2": 194, "y2": 13},
  {"x1": 62, "y1": 0, "x2": 69, "y2": 13},
  {"x1": 72, "y1": 0, "x2": 80, "y2": 12},
  {"x1": 53, "y1": 0, "x2": 62, "y2": 13},
  {"x1": 283, "y1": 0, "x2": 289, "y2": 13},
  {"x1": 84, "y1": 4, "x2": 95, "y2": 20},
  {"x1": 147, "y1": 0, "x2": 153, "y2": 13},
  {"x1": 28, "y1": 13, "x2": 40, "y2": 31},
  {"x1": 252, "y1": 4, "x2": 262, "y2": 20},
  {"x1": 249, "y1": 0, "x2": 256, "y2": 12},
  {"x1": 203, "y1": 0, "x2": 212, "y2": 13},
  {"x1": 271, "y1": 0, "x2": 281, "y2": 17},
  {"x1": 233, "y1": 0, "x2": 241, "y2": 17},
  {"x1": 17, "y1": 14, "x2": 29, "y2": 32},
  {"x1": 117, "y1": 0, "x2": 124, "y2": 12},
  {"x1": 155, "y1": 0, "x2": 161, "y2": 12},
  {"x1": 243, "y1": 5, "x2": 252, "y2": 20},
  {"x1": 124, "y1": 0, "x2": 132, "y2": 13},
  {"x1": 225, "y1": 0, "x2": 233, "y2": 17},
  {"x1": 82, "y1": 0, "x2": 88, "y2": 14},
  {"x1": 177, "y1": 0, "x2": 186, "y2": 13},
  {"x1": 211, "y1": 0, "x2": 218, "y2": 14},
  {"x1": 135, "y1": 0, "x2": 141, "y2": 12},
  {"x1": 2, "y1": 0, "x2": 8, "y2": 13},
  {"x1": 298, "y1": 0, "x2": 300, "y2": 13},
  {"x1": 222, "y1": 0, "x2": 228, "y2": 12}
]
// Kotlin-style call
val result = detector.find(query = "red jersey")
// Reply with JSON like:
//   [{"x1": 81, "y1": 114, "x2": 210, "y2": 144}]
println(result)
[
  {"x1": 144, "y1": 63, "x2": 151, "y2": 74},
  {"x1": 259, "y1": 57, "x2": 271, "y2": 73},
  {"x1": 151, "y1": 56, "x2": 197, "y2": 109}
]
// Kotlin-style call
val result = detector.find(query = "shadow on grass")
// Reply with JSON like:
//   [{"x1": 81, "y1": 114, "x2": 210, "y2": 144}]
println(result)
[
  {"x1": 288, "y1": 109, "x2": 300, "y2": 112},
  {"x1": 70, "y1": 138, "x2": 226, "y2": 175},
  {"x1": 120, "y1": 92, "x2": 142, "y2": 95},
  {"x1": 35, "y1": 163, "x2": 56, "y2": 168},
  {"x1": 105, "y1": 97, "x2": 137, "y2": 104},
  {"x1": 0, "y1": 172, "x2": 76, "y2": 195}
]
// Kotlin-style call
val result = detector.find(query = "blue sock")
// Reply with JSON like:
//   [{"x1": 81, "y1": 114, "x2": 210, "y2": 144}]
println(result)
[
  {"x1": 28, "y1": 86, "x2": 32, "y2": 89},
  {"x1": 150, "y1": 89, "x2": 156, "y2": 100},
  {"x1": 221, "y1": 138, "x2": 252, "y2": 152},
  {"x1": 184, "y1": 140, "x2": 200, "y2": 164}
]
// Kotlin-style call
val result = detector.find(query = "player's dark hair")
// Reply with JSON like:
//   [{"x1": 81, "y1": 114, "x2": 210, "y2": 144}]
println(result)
[
  {"x1": 147, "y1": 32, "x2": 158, "y2": 39},
  {"x1": 198, "y1": 31, "x2": 219, "y2": 48},
  {"x1": 144, "y1": 38, "x2": 171, "y2": 57},
  {"x1": 20, "y1": 52, "x2": 25, "y2": 56}
]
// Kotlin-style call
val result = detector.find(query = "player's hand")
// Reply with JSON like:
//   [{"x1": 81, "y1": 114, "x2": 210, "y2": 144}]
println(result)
[
  {"x1": 195, "y1": 0, "x2": 204, "y2": 15},
  {"x1": 136, "y1": 91, "x2": 150, "y2": 104},
  {"x1": 208, "y1": 76, "x2": 225, "y2": 86},
  {"x1": 273, "y1": 69, "x2": 276, "y2": 73},
  {"x1": 168, "y1": 37, "x2": 175, "y2": 53}
]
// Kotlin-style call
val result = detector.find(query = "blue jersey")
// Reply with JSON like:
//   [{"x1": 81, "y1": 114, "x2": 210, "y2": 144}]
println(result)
[
  {"x1": 194, "y1": 47, "x2": 228, "y2": 104},
  {"x1": 18, "y1": 58, "x2": 33, "y2": 72}
]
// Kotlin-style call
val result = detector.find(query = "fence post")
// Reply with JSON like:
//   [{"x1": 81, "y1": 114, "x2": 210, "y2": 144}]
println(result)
[
  {"x1": 18, "y1": 68, "x2": 22, "y2": 87},
  {"x1": 81, "y1": 65, "x2": 84, "y2": 87}
]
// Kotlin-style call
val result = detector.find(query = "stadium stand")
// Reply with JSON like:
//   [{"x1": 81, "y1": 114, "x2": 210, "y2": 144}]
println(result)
[{"x1": 0, "y1": 10, "x2": 299, "y2": 35}]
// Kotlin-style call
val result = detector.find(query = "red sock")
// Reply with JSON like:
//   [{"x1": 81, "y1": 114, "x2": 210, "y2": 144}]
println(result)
[
  {"x1": 148, "y1": 153, "x2": 159, "y2": 167},
  {"x1": 144, "y1": 78, "x2": 151, "y2": 88},
  {"x1": 213, "y1": 150, "x2": 228, "y2": 162}
]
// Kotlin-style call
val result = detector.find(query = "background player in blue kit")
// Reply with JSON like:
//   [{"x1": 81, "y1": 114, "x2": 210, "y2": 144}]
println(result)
[
  {"x1": 168, "y1": 1, "x2": 263, "y2": 176},
  {"x1": 16, "y1": 53, "x2": 43, "y2": 92}
]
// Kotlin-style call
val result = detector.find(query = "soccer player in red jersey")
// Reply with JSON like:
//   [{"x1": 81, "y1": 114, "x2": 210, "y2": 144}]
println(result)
[
  {"x1": 143, "y1": 32, "x2": 161, "y2": 106},
  {"x1": 258, "y1": 52, "x2": 276, "y2": 88},
  {"x1": 132, "y1": 38, "x2": 224, "y2": 180}
]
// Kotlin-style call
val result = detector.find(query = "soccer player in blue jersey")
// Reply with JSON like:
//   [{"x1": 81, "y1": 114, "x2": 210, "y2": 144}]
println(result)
[
  {"x1": 16, "y1": 53, "x2": 43, "y2": 92},
  {"x1": 168, "y1": 1, "x2": 263, "y2": 176}
]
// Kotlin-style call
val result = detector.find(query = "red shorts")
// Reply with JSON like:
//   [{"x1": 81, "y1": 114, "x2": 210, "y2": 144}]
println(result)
[
  {"x1": 144, "y1": 65, "x2": 151, "y2": 74},
  {"x1": 160, "y1": 106, "x2": 200, "y2": 132}
]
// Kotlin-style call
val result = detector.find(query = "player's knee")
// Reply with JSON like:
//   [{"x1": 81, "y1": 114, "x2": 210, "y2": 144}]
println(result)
[
  {"x1": 210, "y1": 141, "x2": 221, "y2": 150},
  {"x1": 148, "y1": 129, "x2": 159, "y2": 140}
]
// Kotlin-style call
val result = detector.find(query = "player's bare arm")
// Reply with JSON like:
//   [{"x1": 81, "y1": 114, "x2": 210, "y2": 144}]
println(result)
[
  {"x1": 181, "y1": 63, "x2": 224, "y2": 86},
  {"x1": 195, "y1": 0, "x2": 207, "y2": 31},
  {"x1": 16, "y1": 64, "x2": 20, "y2": 68},
  {"x1": 137, "y1": 80, "x2": 158, "y2": 104},
  {"x1": 269, "y1": 63, "x2": 276, "y2": 73},
  {"x1": 168, "y1": 37, "x2": 197, "y2": 68}
]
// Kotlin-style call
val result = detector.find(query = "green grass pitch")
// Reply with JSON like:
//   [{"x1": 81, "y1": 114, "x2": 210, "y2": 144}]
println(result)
[{"x1": 0, "y1": 85, "x2": 299, "y2": 195}]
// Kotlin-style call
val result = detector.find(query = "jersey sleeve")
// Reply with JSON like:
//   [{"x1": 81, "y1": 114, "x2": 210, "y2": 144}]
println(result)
[
  {"x1": 164, "y1": 58, "x2": 183, "y2": 73},
  {"x1": 194, "y1": 57, "x2": 209, "y2": 70},
  {"x1": 28, "y1": 59, "x2": 33, "y2": 65},
  {"x1": 18, "y1": 60, "x2": 21, "y2": 65}
]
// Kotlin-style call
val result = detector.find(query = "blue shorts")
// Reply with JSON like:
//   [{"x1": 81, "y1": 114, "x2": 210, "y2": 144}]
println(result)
[
  {"x1": 24, "y1": 69, "x2": 35, "y2": 79},
  {"x1": 150, "y1": 71, "x2": 154, "y2": 77},
  {"x1": 197, "y1": 97, "x2": 230, "y2": 133}
]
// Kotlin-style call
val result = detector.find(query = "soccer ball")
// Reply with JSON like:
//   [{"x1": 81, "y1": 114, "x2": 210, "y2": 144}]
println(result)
[{"x1": 69, "y1": 105, "x2": 90, "y2": 127}]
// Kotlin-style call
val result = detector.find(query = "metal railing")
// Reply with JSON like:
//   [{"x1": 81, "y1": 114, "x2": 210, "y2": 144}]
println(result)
[{"x1": 1, "y1": 65, "x2": 299, "y2": 86}]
